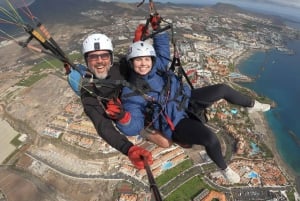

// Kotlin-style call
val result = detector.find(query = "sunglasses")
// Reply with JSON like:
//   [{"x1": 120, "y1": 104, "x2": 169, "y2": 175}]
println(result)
[{"x1": 87, "y1": 53, "x2": 110, "y2": 61}]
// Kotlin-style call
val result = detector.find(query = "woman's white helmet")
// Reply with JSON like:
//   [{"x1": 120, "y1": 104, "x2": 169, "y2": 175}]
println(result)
[
  {"x1": 127, "y1": 41, "x2": 156, "y2": 61},
  {"x1": 82, "y1": 33, "x2": 113, "y2": 65}
]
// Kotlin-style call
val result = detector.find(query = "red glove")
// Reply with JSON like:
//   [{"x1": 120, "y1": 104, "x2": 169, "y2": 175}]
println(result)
[
  {"x1": 64, "y1": 63, "x2": 71, "y2": 75},
  {"x1": 128, "y1": 145, "x2": 153, "y2": 169},
  {"x1": 133, "y1": 24, "x2": 149, "y2": 42},
  {"x1": 150, "y1": 14, "x2": 161, "y2": 31},
  {"x1": 105, "y1": 98, "x2": 131, "y2": 124}
]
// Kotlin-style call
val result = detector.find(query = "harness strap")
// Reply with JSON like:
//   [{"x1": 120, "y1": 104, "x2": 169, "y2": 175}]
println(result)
[
  {"x1": 177, "y1": 95, "x2": 189, "y2": 111},
  {"x1": 122, "y1": 69, "x2": 191, "y2": 131},
  {"x1": 157, "y1": 70, "x2": 171, "y2": 99},
  {"x1": 162, "y1": 110, "x2": 175, "y2": 131}
]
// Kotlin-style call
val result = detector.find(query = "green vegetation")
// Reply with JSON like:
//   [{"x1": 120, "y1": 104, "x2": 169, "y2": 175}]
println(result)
[
  {"x1": 256, "y1": 95, "x2": 273, "y2": 105},
  {"x1": 10, "y1": 134, "x2": 22, "y2": 147},
  {"x1": 156, "y1": 159, "x2": 193, "y2": 186},
  {"x1": 164, "y1": 176, "x2": 211, "y2": 201},
  {"x1": 220, "y1": 132, "x2": 234, "y2": 162},
  {"x1": 228, "y1": 62, "x2": 235, "y2": 72},
  {"x1": 260, "y1": 142, "x2": 274, "y2": 158},
  {"x1": 153, "y1": 159, "x2": 218, "y2": 201},
  {"x1": 232, "y1": 84, "x2": 255, "y2": 97},
  {"x1": 5, "y1": 90, "x2": 18, "y2": 100},
  {"x1": 201, "y1": 163, "x2": 218, "y2": 173},
  {"x1": 287, "y1": 189, "x2": 296, "y2": 201},
  {"x1": 30, "y1": 58, "x2": 61, "y2": 72},
  {"x1": 17, "y1": 73, "x2": 48, "y2": 86},
  {"x1": 68, "y1": 52, "x2": 83, "y2": 62},
  {"x1": 16, "y1": 52, "x2": 82, "y2": 87},
  {"x1": 17, "y1": 57, "x2": 60, "y2": 86}
]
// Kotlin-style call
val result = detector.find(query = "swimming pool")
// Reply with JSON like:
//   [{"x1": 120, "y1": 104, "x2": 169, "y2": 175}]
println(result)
[
  {"x1": 248, "y1": 171, "x2": 259, "y2": 179},
  {"x1": 161, "y1": 161, "x2": 173, "y2": 170},
  {"x1": 231, "y1": 108, "x2": 238, "y2": 114},
  {"x1": 250, "y1": 142, "x2": 260, "y2": 155}
]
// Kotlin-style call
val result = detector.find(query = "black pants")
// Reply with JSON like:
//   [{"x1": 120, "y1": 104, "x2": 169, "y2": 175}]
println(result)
[
  {"x1": 190, "y1": 83, "x2": 253, "y2": 107},
  {"x1": 172, "y1": 84, "x2": 254, "y2": 169}
]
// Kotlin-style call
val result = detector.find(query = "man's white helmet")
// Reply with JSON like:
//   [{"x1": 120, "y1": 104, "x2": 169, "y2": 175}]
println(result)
[
  {"x1": 82, "y1": 33, "x2": 114, "y2": 65},
  {"x1": 82, "y1": 33, "x2": 113, "y2": 54},
  {"x1": 127, "y1": 41, "x2": 156, "y2": 61}
]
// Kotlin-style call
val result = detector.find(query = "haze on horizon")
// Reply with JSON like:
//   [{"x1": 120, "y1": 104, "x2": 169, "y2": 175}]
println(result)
[
  {"x1": 104, "y1": 0, "x2": 300, "y2": 22},
  {"x1": 0, "y1": 0, "x2": 299, "y2": 22}
]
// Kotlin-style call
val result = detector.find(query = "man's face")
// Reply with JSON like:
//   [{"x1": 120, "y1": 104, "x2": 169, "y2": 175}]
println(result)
[
  {"x1": 87, "y1": 50, "x2": 111, "y2": 79},
  {"x1": 132, "y1": 56, "x2": 152, "y2": 76}
]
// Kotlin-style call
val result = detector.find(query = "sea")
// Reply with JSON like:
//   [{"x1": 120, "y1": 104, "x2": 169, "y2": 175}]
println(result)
[{"x1": 237, "y1": 39, "x2": 300, "y2": 177}]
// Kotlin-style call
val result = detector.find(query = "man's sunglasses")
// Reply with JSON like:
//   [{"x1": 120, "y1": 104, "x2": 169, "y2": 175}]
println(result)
[{"x1": 87, "y1": 53, "x2": 110, "y2": 61}]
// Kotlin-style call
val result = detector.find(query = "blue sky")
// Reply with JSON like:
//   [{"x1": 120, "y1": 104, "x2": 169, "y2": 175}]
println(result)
[
  {"x1": 198, "y1": 0, "x2": 300, "y2": 21},
  {"x1": 108, "y1": 0, "x2": 300, "y2": 21},
  {"x1": 0, "y1": 0, "x2": 299, "y2": 21},
  {"x1": 0, "y1": 0, "x2": 34, "y2": 7}
]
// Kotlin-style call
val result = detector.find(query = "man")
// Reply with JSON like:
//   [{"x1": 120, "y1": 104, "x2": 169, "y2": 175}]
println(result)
[{"x1": 67, "y1": 33, "x2": 153, "y2": 169}]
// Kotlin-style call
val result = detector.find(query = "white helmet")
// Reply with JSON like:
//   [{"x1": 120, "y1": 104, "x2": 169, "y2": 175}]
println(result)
[
  {"x1": 82, "y1": 33, "x2": 113, "y2": 54},
  {"x1": 82, "y1": 33, "x2": 114, "y2": 65},
  {"x1": 127, "y1": 41, "x2": 156, "y2": 61}
]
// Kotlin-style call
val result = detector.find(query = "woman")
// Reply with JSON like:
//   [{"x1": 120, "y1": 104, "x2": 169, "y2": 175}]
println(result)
[{"x1": 106, "y1": 30, "x2": 270, "y2": 183}]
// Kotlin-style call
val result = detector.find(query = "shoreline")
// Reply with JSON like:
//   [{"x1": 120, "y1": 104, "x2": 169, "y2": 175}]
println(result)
[
  {"x1": 249, "y1": 112, "x2": 297, "y2": 181},
  {"x1": 233, "y1": 50, "x2": 298, "y2": 182},
  {"x1": 233, "y1": 48, "x2": 265, "y2": 73}
]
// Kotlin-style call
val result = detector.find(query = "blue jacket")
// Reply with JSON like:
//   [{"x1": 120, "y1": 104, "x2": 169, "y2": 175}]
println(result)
[{"x1": 116, "y1": 32, "x2": 191, "y2": 139}]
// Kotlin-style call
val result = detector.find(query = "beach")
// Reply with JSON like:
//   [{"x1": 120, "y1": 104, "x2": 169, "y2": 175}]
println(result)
[
  {"x1": 233, "y1": 48, "x2": 267, "y2": 74},
  {"x1": 248, "y1": 112, "x2": 296, "y2": 180},
  {"x1": 234, "y1": 50, "x2": 297, "y2": 181}
]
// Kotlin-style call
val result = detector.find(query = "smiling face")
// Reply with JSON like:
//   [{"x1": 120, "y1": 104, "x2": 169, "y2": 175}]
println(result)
[
  {"x1": 86, "y1": 50, "x2": 111, "y2": 79},
  {"x1": 132, "y1": 56, "x2": 153, "y2": 75}
]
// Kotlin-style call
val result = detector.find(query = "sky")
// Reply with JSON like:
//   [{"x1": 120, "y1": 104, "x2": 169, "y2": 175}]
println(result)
[
  {"x1": 112, "y1": 0, "x2": 300, "y2": 9},
  {"x1": 198, "y1": 0, "x2": 300, "y2": 21},
  {"x1": 103, "y1": 0, "x2": 300, "y2": 22},
  {"x1": 0, "y1": 0, "x2": 34, "y2": 8},
  {"x1": 0, "y1": 0, "x2": 299, "y2": 22}
]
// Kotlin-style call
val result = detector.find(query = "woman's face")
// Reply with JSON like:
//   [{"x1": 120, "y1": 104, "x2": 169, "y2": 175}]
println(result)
[{"x1": 132, "y1": 56, "x2": 152, "y2": 75}]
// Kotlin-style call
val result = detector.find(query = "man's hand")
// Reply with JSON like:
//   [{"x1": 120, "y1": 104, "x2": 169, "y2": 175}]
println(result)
[
  {"x1": 128, "y1": 145, "x2": 153, "y2": 169},
  {"x1": 64, "y1": 63, "x2": 71, "y2": 75},
  {"x1": 105, "y1": 98, "x2": 131, "y2": 124},
  {"x1": 133, "y1": 24, "x2": 149, "y2": 42},
  {"x1": 150, "y1": 14, "x2": 161, "y2": 31}
]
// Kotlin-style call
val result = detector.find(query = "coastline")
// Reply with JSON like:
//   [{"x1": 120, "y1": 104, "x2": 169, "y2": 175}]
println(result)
[
  {"x1": 233, "y1": 49, "x2": 259, "y2": 73},
  {"x1": 233, "y1": 50, "x2": 297, "y2": 182},
  {"x1": 249, "y1": 112, "x2": 296, "y2": 181}
]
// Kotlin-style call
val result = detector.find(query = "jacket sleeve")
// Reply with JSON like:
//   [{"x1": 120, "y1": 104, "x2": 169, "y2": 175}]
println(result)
[
  {"x1": 116, "y1": 87, "x2": 146, "y2": 136},
  {"x1": 153, "y1": 32, "x2": 170, "y2": 71},
  {"x1": 81, "y1": 92, "x2": 133, "y2": 155}
]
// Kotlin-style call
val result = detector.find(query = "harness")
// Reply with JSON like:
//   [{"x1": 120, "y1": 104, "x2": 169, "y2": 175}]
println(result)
[
  {"x1": 66, "y1": 0, "x2": 208, "y2": 131},
  {"x1": 123, "y1": 69, "x2": 192, "y2": 131}
]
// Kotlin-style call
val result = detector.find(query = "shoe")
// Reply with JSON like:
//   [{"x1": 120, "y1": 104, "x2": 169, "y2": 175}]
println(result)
[
  {"x1": 248, "y1": 100, "x2": 271, "y2": 113},
  {"x1": 222, "y1": 167, "x2": 240, "y2": 183}
]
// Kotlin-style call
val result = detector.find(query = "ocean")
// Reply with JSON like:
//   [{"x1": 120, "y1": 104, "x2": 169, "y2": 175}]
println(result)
[{"x1": 237, "y1": 40, "x2": 300, "y2": 176}]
